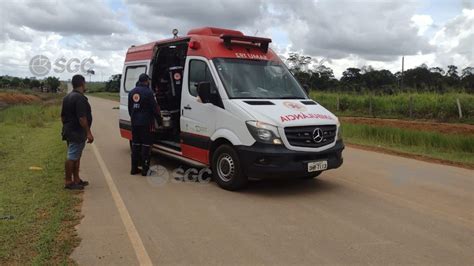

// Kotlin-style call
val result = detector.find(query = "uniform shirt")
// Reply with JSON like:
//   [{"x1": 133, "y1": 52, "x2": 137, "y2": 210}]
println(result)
[
  {"x1": 128, "y1": 85, "x2": 160, "y2": 126},
  {"x1": 61, "y1": 90, "x2": 92, "y2": 143}
]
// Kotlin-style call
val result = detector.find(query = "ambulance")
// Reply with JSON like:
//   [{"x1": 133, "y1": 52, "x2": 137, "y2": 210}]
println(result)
[{"x1": 119, "y1": 27, "x2": 344, "y2": 190}]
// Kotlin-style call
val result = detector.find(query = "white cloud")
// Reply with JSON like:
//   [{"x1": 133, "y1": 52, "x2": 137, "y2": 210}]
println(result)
[
  {"x1": 431, "y1": 8, "x2": 474, "y2": 68},
  {"x1": 411, "y1": 14, "x2": 434, "y2": 35}
]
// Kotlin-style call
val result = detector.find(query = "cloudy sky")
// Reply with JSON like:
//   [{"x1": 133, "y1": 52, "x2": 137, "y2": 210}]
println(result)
[{"x1": 0, "y1": 0, "x2": 472, "y2": 80}]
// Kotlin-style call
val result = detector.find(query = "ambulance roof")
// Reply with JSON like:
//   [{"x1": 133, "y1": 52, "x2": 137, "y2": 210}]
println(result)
[{"x1": 125, "y1": 27, "x2": 280, "y2": 62}]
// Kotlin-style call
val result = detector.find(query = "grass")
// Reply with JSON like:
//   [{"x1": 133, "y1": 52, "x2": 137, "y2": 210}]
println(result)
[
  {"x1": 341, "y1": 122, "x2": 474, "y2": 166},
  {"x1": 0, "y1": 104, "x2": 81, "y2": 264},
  {"x1": 85, "y1": 82, "x2": 107, "y2": 93},
  {"x1": 87, "y1": 91, "x2": 119, "y2": 101},
  {"x1": 311, "y1": 91, "x2": 474, "y2": 124}
]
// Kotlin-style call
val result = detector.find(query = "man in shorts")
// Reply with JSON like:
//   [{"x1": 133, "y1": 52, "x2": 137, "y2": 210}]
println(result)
[{"x1": 61, "y1": 74, "x2": 94, "y2": 190}]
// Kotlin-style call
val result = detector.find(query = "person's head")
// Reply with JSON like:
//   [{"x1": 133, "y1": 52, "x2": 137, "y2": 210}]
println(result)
[
  {"x1": 138, "y1": 73, "x2": 150, "y2": 87},
  {"x1": 72, "y1": 74, "x2": 86, "y2": 92}
]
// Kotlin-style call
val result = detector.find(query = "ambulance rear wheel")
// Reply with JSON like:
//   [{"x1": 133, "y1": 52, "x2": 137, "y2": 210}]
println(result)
[{"x1": 212, "y1": 145, "x2": 247, "y2": 191}]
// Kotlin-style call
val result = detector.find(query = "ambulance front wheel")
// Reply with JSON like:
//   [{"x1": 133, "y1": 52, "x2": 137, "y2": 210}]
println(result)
[{"x1": 212, "y1": 144, "x2": 248, "y2": 191}]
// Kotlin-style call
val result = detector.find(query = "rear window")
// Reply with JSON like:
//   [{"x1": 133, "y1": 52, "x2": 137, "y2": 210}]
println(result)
[{"x1": 124, "y1": 65, "x2": 147, "y2": 92}]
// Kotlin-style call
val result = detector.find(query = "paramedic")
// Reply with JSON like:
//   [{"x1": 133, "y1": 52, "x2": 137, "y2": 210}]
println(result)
[{"x1": 128, "y1": 73, "x2": 162, "y2": 176}]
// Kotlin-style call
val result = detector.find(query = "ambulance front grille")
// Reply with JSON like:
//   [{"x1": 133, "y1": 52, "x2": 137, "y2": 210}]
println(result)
[{"x1": 284, "y1": 125, "x2": 337, "y2": 148}]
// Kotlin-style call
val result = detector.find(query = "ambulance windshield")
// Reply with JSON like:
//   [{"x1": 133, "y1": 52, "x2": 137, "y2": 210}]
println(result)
[{"x1": 213, "y1": 58, "x2": 307, "y2": 99}]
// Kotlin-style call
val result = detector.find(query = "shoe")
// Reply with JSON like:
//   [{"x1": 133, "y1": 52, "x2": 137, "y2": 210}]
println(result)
[
  {"x1": 141, "y1": 166, "x2": 149, "y2": 176},
  {"x1": 78, "y1": 179, "x2": 89, "y2": 186},
  {"x1": 64, "y1": 183, "x2": 84, "y2": 190},
  {"x1": 130, "y1": 168, "x2": 140, "y2": 175}
]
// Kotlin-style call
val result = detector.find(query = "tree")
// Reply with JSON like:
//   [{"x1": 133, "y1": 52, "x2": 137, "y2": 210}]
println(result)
[
  {"x1": 446, "y1": 65, "x2": 459, "y2": 78},
  {"x1": 22, "y1": 77, "x2": 31, "y2": 89},
  {"x1": 105, "y1": 74, "x2": 121, "y2": 92},
  {"x1": 361, "y1": 69, "x2": 396, "y2": 92},
  {"x1": 461, "y1": 67, "x2": 474, "y2": 93},
  {"x1": 10, "y1": 77, "x2": 22, "y2": 88},
  {"x1": 341, "y1": 68, "x2": 362, "y2": 83},
  {"x1": 403, "y1": 66, "x2": 432, "y2": 91},
  {"x1": 1, "y1": 77, "x2": 10, "y2": 88},
  {"x1": 446, "y1": 65, "x2": 460, "y2": 87},
  {"x1": 360, "y1": 65, "x2": 375, "y2": 74},
  {"x1": 285, "y1": 53, "x2": 312, "y2": 74},
  {"x1": 86, "y1": 69, "x2": 95, "y2": 82},
  {"x1": 340, "y1": 68, "x2": 362, "y2": 92},
  {"x1": 30, "y1": 79, "x2": 41, "y2": 89},
  {"x1": 429, "y1": 67, "x2": 445, "y2": 75},
  {"x1": 309, "y1": 65, "x2": 337, "y2": 90},
  {"x1": 45, "y1": 76, "x2": 61, "y2": 93},
  {"x1": 461, "y1": 67, "x2": 474, "y2": 78}
]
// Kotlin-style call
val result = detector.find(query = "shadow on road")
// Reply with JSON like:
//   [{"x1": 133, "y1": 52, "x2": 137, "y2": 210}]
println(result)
[
  {"x1": 140, "y1": 149, "x2": 341, "y2": 196},
  {"x1": 241, "y1": 177, "x2": 341, "y2": 197}
]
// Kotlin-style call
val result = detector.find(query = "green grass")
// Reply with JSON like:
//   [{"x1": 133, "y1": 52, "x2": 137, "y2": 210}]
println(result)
[
  {"x1": 87, "y1": 91, "x2": 119, "y2": 101},
  {"x1": 342, "y1": 123, "x2": 474, "y2": 166},
  {"x1": 85, "y1": 82, "x2": 107, "y2": 93},
  {"x1": 0, "y1": 104, "x2": 81, "y2": 265},
  {"x1": 311, "y1": 91, "x2": 474, "y2": 123}
]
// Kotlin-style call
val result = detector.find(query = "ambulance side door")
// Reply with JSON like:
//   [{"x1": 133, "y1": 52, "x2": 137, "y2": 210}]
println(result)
[{"x1": 180, "y1": 57, "x2": 219, "y2": 162}]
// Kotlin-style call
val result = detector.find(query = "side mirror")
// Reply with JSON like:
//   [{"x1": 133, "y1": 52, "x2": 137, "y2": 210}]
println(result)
[
  {"x1": 303, "y1": 84, "x2": 310, "y2": 94},
  {"x1": 197, "y1": 82, "x2": 212, "y2": 103}
]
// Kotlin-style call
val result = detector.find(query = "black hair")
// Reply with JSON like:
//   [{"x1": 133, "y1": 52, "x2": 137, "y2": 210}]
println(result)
[{"x1": 72, "y1": 74, "x2": 85, "y2": 89}]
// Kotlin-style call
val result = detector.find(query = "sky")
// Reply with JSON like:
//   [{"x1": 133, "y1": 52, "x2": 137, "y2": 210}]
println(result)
[{"x1": 0, "y1": 0, "x2": 472, "y2": 81}]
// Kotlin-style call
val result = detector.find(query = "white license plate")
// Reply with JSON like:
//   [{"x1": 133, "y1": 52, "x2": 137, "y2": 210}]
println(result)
[{"x1": 308, "y1": 160, "x2": 328, "y2": 172}]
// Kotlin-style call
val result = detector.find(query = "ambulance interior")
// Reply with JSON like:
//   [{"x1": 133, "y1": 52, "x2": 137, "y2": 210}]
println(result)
[{"x1": 151, "y1": 41, "x2": 188, "y2": 149}]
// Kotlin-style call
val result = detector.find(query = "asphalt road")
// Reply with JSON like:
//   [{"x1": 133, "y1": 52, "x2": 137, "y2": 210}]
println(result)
[{"x1": 71, "y1": 96, "x2": 474, "y2": 265}]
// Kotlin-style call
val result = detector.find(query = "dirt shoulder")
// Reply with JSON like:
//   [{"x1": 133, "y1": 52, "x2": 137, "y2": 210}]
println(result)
[{"x1": 341, "y1": 116, "x2": 474, "y2": 135}]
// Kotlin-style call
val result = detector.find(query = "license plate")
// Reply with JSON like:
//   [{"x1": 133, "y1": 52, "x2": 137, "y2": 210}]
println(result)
[{"x1": 308, "y1": 160, "x2": 328, "y2": 172}]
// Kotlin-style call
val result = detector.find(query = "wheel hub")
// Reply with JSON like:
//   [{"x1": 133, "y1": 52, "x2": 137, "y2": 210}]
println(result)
[{"x1": 217, "y1": 154, "x2": 235, "y2": 182}]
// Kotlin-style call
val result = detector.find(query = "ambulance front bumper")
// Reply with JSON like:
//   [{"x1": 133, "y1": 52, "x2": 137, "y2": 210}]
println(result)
[{"x1": 236, "y1": 140, "x2": 344, "y2": 179}]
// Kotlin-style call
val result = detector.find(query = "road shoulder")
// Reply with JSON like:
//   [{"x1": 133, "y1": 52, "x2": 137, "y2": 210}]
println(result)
[{"x1": 70, "y1": 145, "x2": 138, "y2": 265}]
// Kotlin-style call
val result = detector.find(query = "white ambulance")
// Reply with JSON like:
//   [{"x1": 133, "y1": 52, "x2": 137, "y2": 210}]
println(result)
[{"x1": 119, "y1": 27, "x2": 344, "y2": 190}]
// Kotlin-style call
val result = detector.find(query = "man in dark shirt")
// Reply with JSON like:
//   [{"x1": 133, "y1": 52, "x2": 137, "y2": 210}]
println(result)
[
  {"x1": 61, "y1": 75, "x2": 94, "y2": 190},
  {"x1": 128, "y1": 73, "x2": 161, "y2": 176}
]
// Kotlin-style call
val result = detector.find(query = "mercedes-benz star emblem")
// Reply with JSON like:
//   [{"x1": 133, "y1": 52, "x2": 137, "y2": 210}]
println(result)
[{"x1": 312, "y1": 128, "x2": 324, "y2": 143}]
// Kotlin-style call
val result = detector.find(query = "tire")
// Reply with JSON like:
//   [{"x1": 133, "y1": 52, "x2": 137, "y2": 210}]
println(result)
[
  {"x1": 211, "y1": 144, "x2": 248, "y2": 191},
  {"x1": 301, "y1": 171, "x2": 322, "y2": 179}
]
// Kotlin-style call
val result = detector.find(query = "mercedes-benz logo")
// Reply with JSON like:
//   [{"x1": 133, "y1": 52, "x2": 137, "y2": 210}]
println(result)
[
  {"x1": 29, "y1": 55, "x2": 51, "y2": 77},
  {"x1": 312, "y1": 128, "x2": 324, "y2": 143}
]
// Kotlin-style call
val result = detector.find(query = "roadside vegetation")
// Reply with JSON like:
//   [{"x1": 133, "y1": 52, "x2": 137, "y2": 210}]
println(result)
[
  {"x1": 87, "y1": 90, "x2": 120, "y2": 101},
  {"x1": 341, "y1": 123, "x2": 474, "y2": 167},
  {"x1": 0, "y1": 93, "x2": 81, "y2": 264},
  {"x1": 311, "y1": 91, "x2": 474, "y2": 123}
]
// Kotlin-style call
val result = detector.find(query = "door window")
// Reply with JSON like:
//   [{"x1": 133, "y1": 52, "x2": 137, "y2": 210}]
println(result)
[
  {"x1": 188, "y1": 60, "x2": 216, "y2": 97},
  {"x1": 124, "y1": 65, "x2": 147, "y2": 92}
]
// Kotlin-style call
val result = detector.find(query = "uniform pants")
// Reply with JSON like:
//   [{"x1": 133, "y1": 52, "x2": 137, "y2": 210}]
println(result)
[{"x1": 131, "y1": 125, "x2": 153, "y2": 170}]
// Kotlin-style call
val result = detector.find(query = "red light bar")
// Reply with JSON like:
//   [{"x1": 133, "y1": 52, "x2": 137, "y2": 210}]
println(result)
[{"x1": 220, "y1": 34, "x2": 272, "y2": 53}]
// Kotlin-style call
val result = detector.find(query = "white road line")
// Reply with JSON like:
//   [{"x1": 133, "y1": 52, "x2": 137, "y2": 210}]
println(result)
[{"x1": 91, "y1": 143, "x2": 153, "y2": 266}]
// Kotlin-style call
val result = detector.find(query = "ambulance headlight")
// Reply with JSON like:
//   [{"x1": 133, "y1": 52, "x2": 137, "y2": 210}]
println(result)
[
  {"x1": 336, "y1": 121, "x2": 342, "y2": 140},
  {"x1": 246, "y1": 121, "x2": 282, "y2": 144}
]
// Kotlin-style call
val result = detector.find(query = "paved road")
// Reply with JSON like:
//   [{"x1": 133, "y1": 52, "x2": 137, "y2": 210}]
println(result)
[{"x1": 72, "y1": 97, "x2": 474, "y2": 265}]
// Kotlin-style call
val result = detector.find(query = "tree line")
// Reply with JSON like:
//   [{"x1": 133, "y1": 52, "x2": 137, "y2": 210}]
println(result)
[
  {"x1": 0, "y1": 76, "x2": 61, "y2": 93},
  {"x1": 0, "y1": 74, "x2": 122, "y2": 93},
  {"x1": 285, "y1": 53, "x2": 474, "y2": 94}
]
